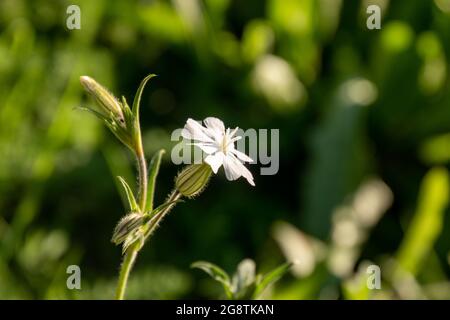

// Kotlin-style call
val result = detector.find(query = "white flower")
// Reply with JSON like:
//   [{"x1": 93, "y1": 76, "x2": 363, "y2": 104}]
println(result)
[{"x1": 181, "y1": 117, "x2": 255, "y2": 186}]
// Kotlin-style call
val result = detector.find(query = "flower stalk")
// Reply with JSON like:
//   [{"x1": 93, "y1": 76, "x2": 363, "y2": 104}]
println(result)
[
  {"x1": 115, "y1": 242, "x2": 139, "y2": 300},
  {"x1": 114, "y1": 134, "x2": 146, "y2": 300},
  {"x1": 135, "y1": 143, "x2": 147, "y2": 211}
]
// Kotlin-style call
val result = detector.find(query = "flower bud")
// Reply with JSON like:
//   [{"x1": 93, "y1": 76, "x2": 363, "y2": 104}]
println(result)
[
  {"x1": 175, "y1": 163, "x2": 212, "y2": 197},
  {"x1": 80, "y1": 76, "x2": 125, "y2": 126},
  {"x1": 112, "y1": 212, "x2": 144, "y2": 245}
]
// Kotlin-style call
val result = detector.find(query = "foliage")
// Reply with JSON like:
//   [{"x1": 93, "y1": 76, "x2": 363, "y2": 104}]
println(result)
[{"x1": 192, "y1": 259, "x2": 291, "y2": 299}]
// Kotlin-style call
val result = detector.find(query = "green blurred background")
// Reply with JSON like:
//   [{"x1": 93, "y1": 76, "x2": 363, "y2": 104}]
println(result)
[{"x1": 1, "y1": 0, "x2": 450, "y2": 299}]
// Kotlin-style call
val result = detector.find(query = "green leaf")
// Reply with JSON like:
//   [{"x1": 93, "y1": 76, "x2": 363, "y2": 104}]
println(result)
[
  {"x1": 131, "y1": 74, "x2": 157, "y2": 133},
  {"x1": 105, "y1": 120, "x2": 134, "y2": 150},
  {"x1": 253, "y1": 262, "x2": 292, "y2": 299},
  {"x1": 145, "y1": 149, "x2": 166, "y2": 212},
  {"x1": 76, "y1": 106, "x2": 110, "y2": 123},
  {"x1": 121, "y1": 96, "x2": 132, "y2": 116},
  {"x1": 120, "y1": 96, "x2": 134, "y2": 130},
  {"x1": 147, "y1": 199, "x2": 182, "y2": 219},
  {"x1": 142, "y1": 199, "x2": 184, "y2": 239},
  {"x1": 117, "y1": 176, "x2": 140, "y2": 212},
  {"x1": 191, "y1": 261, "x2": 233, "y2": 299},
  {"x1": 82, "y1": 101, "x2": 134, "y2": 150}
]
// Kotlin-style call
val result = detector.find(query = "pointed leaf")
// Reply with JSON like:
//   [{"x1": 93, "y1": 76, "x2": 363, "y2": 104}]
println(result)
[
  {"x1": 120, "y1": 96, "x2": 134, "y2": 130},
  {"x1": 105, "y1": 121, "x2": 133, "y2": 150},
  {"x1": 145, "y1": 149, "x2": 166, "y2": 212},
  {"x1": 121, "y1": 96, "x2": 132, "y2": 116},
  {"x1": 142, "y1": 199, "x2": 184, "y2": 239},
  {"x1": 147, "y1": 199, "x2": 183, "y2": 219},
  {"x1": 117, "y1": 176, "x2": 140, "y2": 212},
  {"x1": 132, "y1": 74, "x2": 157, "y2": 130},
  {"x1": 191, "y1": 261, "x2": 233, "y2": 299},
  {"x1": 76, "y1": 106, "x2": 110, "y2": 123},
  {"x1": 253, "y1": 262, "x2": 292, "y2": 299}
]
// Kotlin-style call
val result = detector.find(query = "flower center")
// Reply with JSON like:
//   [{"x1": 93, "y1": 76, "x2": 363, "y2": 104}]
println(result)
[{"x1": 220, "y1": 134, "x2": 228, "y2": 154}]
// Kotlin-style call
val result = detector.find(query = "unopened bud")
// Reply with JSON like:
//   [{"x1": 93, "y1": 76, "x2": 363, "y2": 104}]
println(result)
[
  {"x1": 80, "y1": 76, "x2": 125, "y2": 125},
  {"x1": 175, "y1": 163, "x2": 212, "y2": 197},
  {"x1": 112, "y1": 212, "x2": 143, "y2": 245}
]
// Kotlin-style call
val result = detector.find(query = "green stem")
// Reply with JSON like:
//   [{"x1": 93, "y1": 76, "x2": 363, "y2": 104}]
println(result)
[
  {"x1": 115, "y1": 134, "x2": 147, "y2": 300},
  {"x1": 114, "y1": 191, "x2": 181, "y2": 299},
  {"x1": 115, "y1": 242, "x2": 139, "y2": 300},
  {"x1": 136, "y1": 141, "x2": 147, "y2": 211}
]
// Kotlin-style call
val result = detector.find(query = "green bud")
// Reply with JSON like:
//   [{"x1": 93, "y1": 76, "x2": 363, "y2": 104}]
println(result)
[
  {"x1": 175, "y1": 163, "x2": 212, "y2": 197},
  {"x1": 112, "y1": 212, "x2": 144, "y2": 245},
  {"x1": 80, "y1": 76, "x2": 125, "y2": 126}
]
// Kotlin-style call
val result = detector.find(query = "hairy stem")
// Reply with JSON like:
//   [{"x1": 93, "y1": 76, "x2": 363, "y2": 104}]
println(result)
[
  {"x1": 115, "y1": 134, "x2": 147, "y2": 300},
  {"x1": 114, "y1": 191, "x2": 181, "y2": 299},
  {"x1": 115, "y1": 242, "x2": 139, "y2": 300},
  {"x1": 135, "y1": 140, "x2": 147, "y2": 211}
]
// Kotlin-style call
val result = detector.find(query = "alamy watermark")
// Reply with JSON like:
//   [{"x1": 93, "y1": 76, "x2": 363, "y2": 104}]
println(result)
[
  {"x1": 366, "y1": 5, "x2": 381, "y2": 30},
  {"x1": 66, "y1": 265, "x2": 81, "y2": 290},
  {"x1": 66, "y1": 5, "x2": 81, "y2": 30},
  {"x1": 366, "y1": 264, "x2": 381, "y2": 290}
]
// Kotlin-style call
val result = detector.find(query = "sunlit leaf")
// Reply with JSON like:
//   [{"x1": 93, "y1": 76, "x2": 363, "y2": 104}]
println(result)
[
  {"x1": 145, "y1": 149, "x2": 166, "y2": 212},
  {"x1": 253, "y1": 262, "x2": 292, "y2": 299},
  {"x1": 143, "y1": 199, "x2": 184, "y2": 240},
  {"x1": 131, "y1": 74, "x2": 157, "y2": 136},
  {"x1": 191, "y1": 261, "x2": 233, "y2": 299},
  {"x1": 117, "y1": 176, "x2": 139, "y2": 212}
]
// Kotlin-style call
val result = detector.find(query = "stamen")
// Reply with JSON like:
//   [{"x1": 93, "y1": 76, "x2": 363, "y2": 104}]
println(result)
[
  {"x1": 226, "y1": 136, "x2": 241, "y2": 148},
  {"x1": 229, "y1": 127, "x2": 239, "y2": 138}
]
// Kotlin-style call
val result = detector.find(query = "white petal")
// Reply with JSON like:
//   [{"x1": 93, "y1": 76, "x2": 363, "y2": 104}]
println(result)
[
  {"x1": 181, "y1": 128, "x2": 193, "y2": 139},
  {"x1": 205, "y1": 127, "x2": 224, "y2": 144},
  {"x1": 204, "y1": 117, "x2": 225, "y2": 133},
  {"x1": 239, "y1": 163, "x2": 255, "y2": 186},
  {"x1": 182, "y1": 118, "x2": 214, "y2": 143},
  {"x1": 205, "y1": 152, "x2": 225, "y2": 174},
  {"x1": 223, "y1": 154, "x2": 255, "y2": 186},
  {"x1": 231, "y1": 148, "x2": 254, "y2": 163},
  {"x1": 191, "y1": 143, "x2": 218, "y2": 155},
  {"x1": 222, "y1": 156, "x2": 240, "y2": 181}
]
